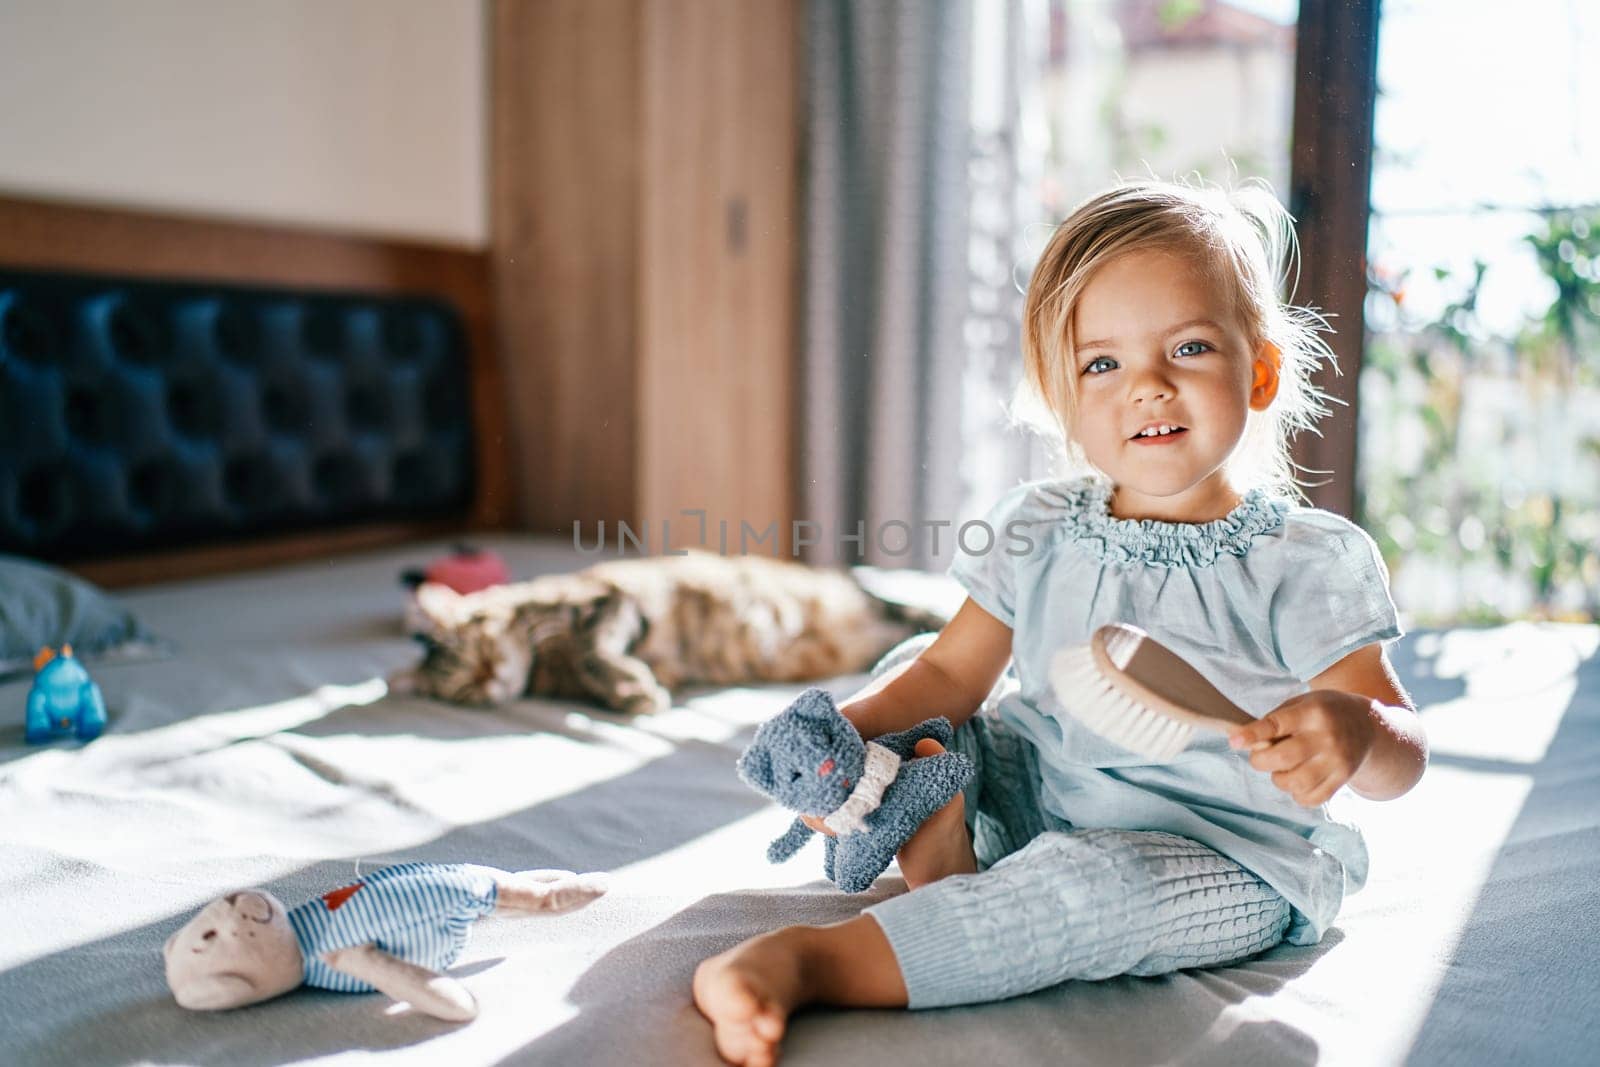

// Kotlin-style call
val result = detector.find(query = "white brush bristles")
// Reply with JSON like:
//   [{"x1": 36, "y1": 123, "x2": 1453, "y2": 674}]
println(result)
[{"x1": 1048, "y1": 644, "x2": 1195, "y2": 761}]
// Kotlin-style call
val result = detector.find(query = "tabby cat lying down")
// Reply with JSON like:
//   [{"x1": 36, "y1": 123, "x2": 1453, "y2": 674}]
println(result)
[{"x1": 391, "y1": 550, "x2": 949, "y2": 715}]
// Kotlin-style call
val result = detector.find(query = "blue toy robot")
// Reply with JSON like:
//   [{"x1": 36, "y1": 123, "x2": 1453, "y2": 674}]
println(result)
[{"x1": 25, "y1": 645, "x2": 107, "y2": 743}]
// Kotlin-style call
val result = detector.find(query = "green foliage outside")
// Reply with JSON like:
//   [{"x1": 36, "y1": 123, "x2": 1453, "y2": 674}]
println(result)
[{"x1": 1359, "y1": 208, "x2": 1600, "y2": 625}]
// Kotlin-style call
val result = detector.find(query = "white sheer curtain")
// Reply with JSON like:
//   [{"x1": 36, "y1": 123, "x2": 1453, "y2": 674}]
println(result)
[
  {"x1": 956, "y1": 0, "x2": 1062, "y2": 540},
  {"x1": 800, "y1": 0, "x2": 1057, "y2": 572}
]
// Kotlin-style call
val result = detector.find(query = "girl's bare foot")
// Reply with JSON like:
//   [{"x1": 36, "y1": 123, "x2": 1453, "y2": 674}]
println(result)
[
  {"x1": 694, "y1": 916, "x2": 908, "y2": 1065},
  {"x1": 693, "y1": 929, "x2": 807, "y2": 1067},
  {"x1": 894, "y1": 739, "x2": 978, "y2": 889}
]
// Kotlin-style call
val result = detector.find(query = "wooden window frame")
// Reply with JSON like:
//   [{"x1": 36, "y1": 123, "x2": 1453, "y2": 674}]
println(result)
[{"x1": 1288, "y1": 0, "x2": 1381, "y2": 517}]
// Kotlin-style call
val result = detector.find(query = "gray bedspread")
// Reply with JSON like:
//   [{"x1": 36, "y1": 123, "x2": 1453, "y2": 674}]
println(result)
[{"x1": 2, "y1": 536, "x2": 1595, "y2": 1065}]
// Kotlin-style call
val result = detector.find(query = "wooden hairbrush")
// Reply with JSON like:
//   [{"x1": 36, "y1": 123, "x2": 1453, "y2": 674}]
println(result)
[{"x1": 1047, "y1": 623, "x2": 1258, "y2": 760}]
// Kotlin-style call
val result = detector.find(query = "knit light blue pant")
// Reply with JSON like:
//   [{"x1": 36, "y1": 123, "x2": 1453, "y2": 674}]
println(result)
[{"x1": 861, "y1": 635, "x2": 1292, "y2": 1009}]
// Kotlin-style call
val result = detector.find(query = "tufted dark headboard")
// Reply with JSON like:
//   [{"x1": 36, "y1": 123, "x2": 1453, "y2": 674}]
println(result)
[{"x1": 0, "y1": 267, "x2": 476, "y2": 562}]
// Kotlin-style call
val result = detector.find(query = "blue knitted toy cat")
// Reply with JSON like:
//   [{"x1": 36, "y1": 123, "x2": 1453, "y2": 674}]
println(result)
[{"x1": 737, "y1": 688, "x2": 974, "y2": 893}]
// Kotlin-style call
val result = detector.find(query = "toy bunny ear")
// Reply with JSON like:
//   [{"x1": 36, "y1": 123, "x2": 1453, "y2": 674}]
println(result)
[{"x1": 172, "y1": 973, "x2": 257, "y2": 1011}]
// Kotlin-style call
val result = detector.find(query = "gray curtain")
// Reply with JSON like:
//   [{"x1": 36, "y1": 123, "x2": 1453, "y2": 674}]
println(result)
[{"x1": 800, "y1": 0, "x2": 976, "y2": 570}]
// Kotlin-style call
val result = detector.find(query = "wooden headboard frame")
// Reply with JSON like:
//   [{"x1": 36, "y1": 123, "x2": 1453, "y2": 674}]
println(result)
[{"x1": 0, "y1": 194, "x2": 512, "y2": 587}]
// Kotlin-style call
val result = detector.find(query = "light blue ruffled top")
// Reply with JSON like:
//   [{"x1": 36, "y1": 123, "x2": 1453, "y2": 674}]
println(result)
[
  {"x1": 1055, "y1": 479, "x2": 1289, "y2": 568},
  {"x1": 949, "y1": 475, "x2": 1405, "y2": 945}
]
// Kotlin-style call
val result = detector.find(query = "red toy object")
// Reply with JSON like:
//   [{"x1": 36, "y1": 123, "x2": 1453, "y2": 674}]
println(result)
[{"x1": 401, "y1": 544, "x2": 510, "y2": 595}]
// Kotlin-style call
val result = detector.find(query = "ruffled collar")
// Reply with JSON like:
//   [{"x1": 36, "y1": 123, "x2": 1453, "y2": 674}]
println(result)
[{"x1": 1053, "y1": 478, "x2": 1288, "y2": 568}]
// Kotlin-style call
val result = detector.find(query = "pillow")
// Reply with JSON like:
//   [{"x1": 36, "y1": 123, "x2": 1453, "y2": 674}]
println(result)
[{"x1": 0, "y1": 555, "x2": 170, "y2": 680}]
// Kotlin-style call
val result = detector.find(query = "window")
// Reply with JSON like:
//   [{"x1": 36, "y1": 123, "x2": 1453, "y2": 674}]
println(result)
[
  {"x1": 1360, "y1": 0, "x2": 1600, "y2": 623},
  {"x1": 961, "y1": 0, "x2": 1300, "y2": 518}
]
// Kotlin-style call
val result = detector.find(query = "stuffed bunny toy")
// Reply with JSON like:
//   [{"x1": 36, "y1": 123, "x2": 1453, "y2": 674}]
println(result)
[
  {"x1": 737, "y1": 688, "x2": 973, "y2": 893},
  {"x1": 163, "y1": 862, "x2": 607, "y2": 1022}
]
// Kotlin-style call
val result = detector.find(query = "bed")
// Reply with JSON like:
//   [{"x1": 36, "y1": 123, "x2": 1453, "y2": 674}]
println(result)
[
  {"x1": 1, "y1": 532, "x2": 1596, "y2": 1065},
  {"x1": 3, "y1": 202, "x2": 1596, "y2": 1066}
]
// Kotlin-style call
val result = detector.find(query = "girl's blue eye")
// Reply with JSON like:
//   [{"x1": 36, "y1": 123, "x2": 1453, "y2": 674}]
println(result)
[
  {"x1": 1083, "y1": 357, "x2": 1115, "y2": 375},
  {"x1": 1175, "y1": 340, "x2": 1212, "y2": 358}
]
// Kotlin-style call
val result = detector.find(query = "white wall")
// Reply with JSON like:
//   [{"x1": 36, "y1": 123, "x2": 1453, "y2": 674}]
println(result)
[
  {"x1": 0, "y1": 0, "x2": 486, "y2": 247},
  {"x1": 1121, "y1": 47, "x2": 1294, "y2": 197}
]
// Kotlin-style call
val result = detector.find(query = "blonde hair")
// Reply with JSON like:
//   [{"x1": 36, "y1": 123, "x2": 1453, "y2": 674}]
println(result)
[{"x1": 1013, "y1": 178, "x2": 1337, "y2": 501}]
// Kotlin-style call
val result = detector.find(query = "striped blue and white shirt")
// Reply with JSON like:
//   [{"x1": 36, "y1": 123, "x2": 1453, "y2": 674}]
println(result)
[{"x1": 287, "y1": 863, "x2": 500, "y2": 992}]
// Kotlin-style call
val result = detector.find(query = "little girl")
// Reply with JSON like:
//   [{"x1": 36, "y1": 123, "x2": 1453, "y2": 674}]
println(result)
[{"x1": 694, "y1": 179, "x2": 1428, "y2": 1067}]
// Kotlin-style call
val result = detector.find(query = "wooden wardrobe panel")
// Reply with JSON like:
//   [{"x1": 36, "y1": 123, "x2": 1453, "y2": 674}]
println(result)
[
  {"x1": 491, "y1": 0, "x2": 643, "y2": 537},
  {"x1": 491, "y1": 0, "x2": 799, "y2": 553},
  {"x1": 639, "y1": 0, "x2": 799, "y2": 555}
]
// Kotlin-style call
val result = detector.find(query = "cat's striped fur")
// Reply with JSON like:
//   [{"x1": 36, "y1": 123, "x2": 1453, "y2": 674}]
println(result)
[{"x1": 392, "y1": 550, "x2": 948, "y2": 715}]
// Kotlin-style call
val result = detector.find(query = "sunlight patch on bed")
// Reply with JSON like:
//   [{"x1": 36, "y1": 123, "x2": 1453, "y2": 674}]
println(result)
[
  {"x1": 1416, "y1": 676, "x2": 1580, "y2": 764},
  {"x1": 638, "y1": 686, "x2": 807, "y2": 743},
  {"x1": 1267, "y1": 764, "x2": 1535, "y2": 1064},
  {"x1": 157, "y1": 678, "x2": 392, "y2": 739},
  {"x1": 0, "y1": 679, "x2": 394, "y2": 839},
  {"x1": 1410, "y1": 623, "x2": 1597, "y2": 764},
  {"x1": 267, "y1": 728, "x2": 659, "y2": 828},
  {"x1": 1410, "y1": 622, "x2": 1598, "y2": 698},
  {"x1": 1326, "y1": 627, "x2": 1590, "y2": 1059},
  {"x1": 0, "y1": 677, "x2": 668, "y2": 878},
  {"x1": 0, "y1": 678, "x2": 390, "y2": 783},
  {"x1": 609, "y1": 802, "x2": 846, "y2": 897}
]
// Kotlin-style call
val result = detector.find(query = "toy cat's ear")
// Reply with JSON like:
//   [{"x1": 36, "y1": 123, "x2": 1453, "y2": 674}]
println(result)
[
  {"x1": 787, "y1": 689, "x2": 840, "y2": 723},
  {"x1": 736, "y1": 745, "x2": 774, "y2": 790},
  {"x1": 172, "y1": 972, "x2": 257, "y2": 1011}
]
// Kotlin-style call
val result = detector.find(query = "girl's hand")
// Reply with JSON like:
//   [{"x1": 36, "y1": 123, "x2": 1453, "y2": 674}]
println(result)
[
  {"x1": 1226, "y1": 691, "x2": 1380, "y2": 808},
  {"x1": 800, "y1": 814, "x2": 835, "y2": 837}
]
